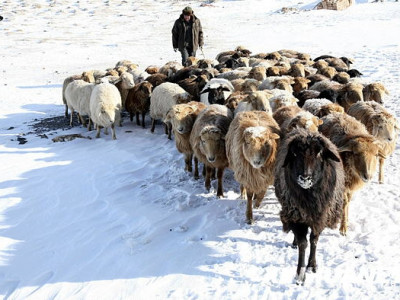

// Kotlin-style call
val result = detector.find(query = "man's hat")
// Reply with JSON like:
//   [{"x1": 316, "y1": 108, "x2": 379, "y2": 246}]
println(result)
[{"x1": 182, "y1": 6, "x2": 193, "y2": 15}]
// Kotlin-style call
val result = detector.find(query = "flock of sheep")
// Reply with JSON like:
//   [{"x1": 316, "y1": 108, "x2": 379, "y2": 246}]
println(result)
[{"x1": 62, "y1": 46, "x2": 398, "y2": 284}]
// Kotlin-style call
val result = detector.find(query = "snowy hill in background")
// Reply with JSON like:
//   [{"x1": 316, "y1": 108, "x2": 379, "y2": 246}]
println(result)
[{"x1": 1, "y1": 0, "x2": 400, "y2": 299}]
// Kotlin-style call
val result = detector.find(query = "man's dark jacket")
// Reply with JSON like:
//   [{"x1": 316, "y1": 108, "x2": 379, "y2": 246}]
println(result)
[{"x1": 172, "y1": 14, "x2": 204, "y2": 52}]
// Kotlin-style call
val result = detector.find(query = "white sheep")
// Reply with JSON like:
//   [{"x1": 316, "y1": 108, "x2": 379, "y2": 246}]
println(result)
[
  {"x1": 266, "y1": 89, "x2": 299, "y2": 112},
  {"x1": 150, "y1": 82, "x2": 192, "y2": 138},
  {"x1": 258, "y1": 76, "x2": 294, "y2": 93},
  {"x1": 64, "y1": 79, "x2": 96, "y2": 129},
  {"x1": 89, "y1": 82, "x2": 122, "y2": 140}
]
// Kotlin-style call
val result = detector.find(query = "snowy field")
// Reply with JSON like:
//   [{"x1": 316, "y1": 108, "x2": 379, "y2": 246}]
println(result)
[{"x1": 1, "y1": 0, "x2": 400, "y2": 299}]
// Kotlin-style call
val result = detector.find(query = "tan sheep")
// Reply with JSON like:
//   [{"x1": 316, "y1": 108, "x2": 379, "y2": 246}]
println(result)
[
  {"x1": 347, "y1": 101, "x2": 399, "y2": 183},
  {"x1": 164, "y1": 101, "x2": 207, "y2": 178},
  {"x1": 234, "y1": 91, "x2": 272, "y2": 115},
  {"x1": 225, "y1": 110, "x2": 280, "y2": 223},
  {"x1": 362, "y1": 82, "x2": 389, "y2": 103},
  {"x1": 248, "y1": 66, "x2": 267, "y2": 81},
  {"x1": 190, "y1": 104, "x2": 233, "y2": 197},
  {"x1": 320, "y1": 112, "x2": 384, "y2": 235}
]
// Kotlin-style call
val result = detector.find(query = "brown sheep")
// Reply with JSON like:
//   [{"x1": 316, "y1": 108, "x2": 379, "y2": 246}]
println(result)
[
  {"x1": 164, "y1": 101, "x2": 207, "y2": 178},
  {"x1": 177, "y1": 74, "x2": 209, "y2": 101},
  {"x1": 125, "y1": 81, "x2": 153, "y2": 127},
  {"x1": 362, "y1": 82, "x2": 389, "y2": 103},
  {"x1": 333, "y1": 72, "x2": 350, "y2": 84},
  {"x1": 224, "y1": 92, "x2": 248, "y2": 112},
  {"x1": 347, "y1": 101, "x2": 399, "y2": 183},
  {"x1": 292, "y1": 77, "x2": 311, "y2": 95},
  {"x1": 248, "y1": 66, "x2": 267, "y2": 81},
  {"x1": 190, "y1": 104, "x2": 233, "y2": 197},
  {"x1": 319, "y1": 112, "x2": 384, "y2": 235},
  {"x1": 337, "y1": 82, "x2": 364, "y2": 112},
  {"x1": 317, "y1": 66, "x2": 337, "y2": 79},
  {"x1": 145, "y1": 65, "x2": 160, "y2": 74},
  {"x1": 226, "y1": 111, "x2": 280, "y2": 223},
  {"x1": 145, "y1": 73, "x2": 168, "y2": 89},
  {"x1": 288, "y1": 63, "x2": 306, "y2": 78},
  {"x1": 273, "y1": 105, "x2": 302, "y2": 127}
]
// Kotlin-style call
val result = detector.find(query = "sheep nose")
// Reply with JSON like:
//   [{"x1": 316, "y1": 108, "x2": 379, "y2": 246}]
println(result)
[
  {"x1": 361, "y1": 173, "x2": 371, "y2": 183},
  {"x1": 207, "y1": 156, "x2": 215, "y2": 163},
  {"x1": 177, "y1": 127, "x2": 184, "y2": 133}
]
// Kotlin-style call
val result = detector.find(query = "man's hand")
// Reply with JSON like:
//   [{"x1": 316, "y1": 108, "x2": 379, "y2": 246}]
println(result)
[{"x1": 174, "y1": 48, "x2": 178, "y2": 52}]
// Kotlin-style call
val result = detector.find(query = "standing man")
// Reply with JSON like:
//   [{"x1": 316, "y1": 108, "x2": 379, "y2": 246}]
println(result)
[{"x1": 172, "y1": 6, "x2": 204, "y2": 66}]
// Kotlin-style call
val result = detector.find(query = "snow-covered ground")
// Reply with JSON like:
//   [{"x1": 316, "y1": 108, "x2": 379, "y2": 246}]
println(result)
[{"x1": 1, "y1": 0, "x2": 400, "y2": 299}]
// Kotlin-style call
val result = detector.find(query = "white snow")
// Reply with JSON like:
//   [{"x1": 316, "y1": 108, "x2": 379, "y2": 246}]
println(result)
[{"x1": 1, "y1": 0, "x2": 400, "y2": 299}]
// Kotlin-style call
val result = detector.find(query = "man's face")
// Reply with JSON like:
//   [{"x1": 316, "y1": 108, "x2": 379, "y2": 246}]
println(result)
[{"x1": 183, "y1": 15, "x2": 191, "y2": 22}]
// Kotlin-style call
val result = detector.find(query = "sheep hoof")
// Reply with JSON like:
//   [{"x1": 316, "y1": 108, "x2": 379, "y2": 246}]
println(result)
[
  {"x1": 306, "y1": 265, "x2": 318, "y2": 273},
  {"x1": 339, "y1": 226, "x2": 347, "y2": 236},
  {"x1": 246, "y1": 218, "x2": 253, "y2": 225},
  {"x1": 295, "y1": 267, "x2": 306, "y2": 285}
]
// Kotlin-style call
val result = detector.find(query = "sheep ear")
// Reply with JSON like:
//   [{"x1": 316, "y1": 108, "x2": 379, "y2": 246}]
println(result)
[
  {"x1": 322, "y1": 148, "x2": 341, "y2": 162},
  {"x1": 270, "y1": 133, "x2": 280, "y2": 140},
  {"x1": 337, "y1": 144, "x2": 353, "y2": 153},
  {"x1": 222, "y1": 86, "x2": 231, "y2": 92},
  {"x1": 201, "y1": 88, "x2": 210, "y2": 94}
]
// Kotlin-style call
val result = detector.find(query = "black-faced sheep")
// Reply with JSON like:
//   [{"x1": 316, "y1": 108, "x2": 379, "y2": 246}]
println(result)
[
  {"x1": 347, "y1": 101, "x2": 399, "y2": 183},
  {"x1": 125, "y1": 81, "x2": 153, "y2": 128},
  {"x1": 164, "y1": 101, "x2": 207, "y2": 178},
  {"x1": 274, "y1": 128, "x2": 344, "y2": 284},
  {"x1": 150, "y1": 82, "x2": 192, "y2": 139},
  {"x1": 89, "y1": 82, "x2": 122, "y2": 140},
  {"x1": 190, "y1": 104, "x2": 233, "y2": 197},
  {"x1": 319, "y1": 112, "x2": 384, "y2": 235},
  {"x1": 225, "y1": 111, "x2": 280, "y2": 223},
  {"x1": 200, "y1": 78, "x2": 235, "y2": 105}
]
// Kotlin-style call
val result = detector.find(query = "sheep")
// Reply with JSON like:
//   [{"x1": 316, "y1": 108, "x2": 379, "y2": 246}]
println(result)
[
  {"x1": 333, "y1": 72, "x2": 350, "y2": 84},
  {"x1": 115, "y1": 60, "x2": 139, "y2": 70},
  {"x1": 247, "y1": 66, "x2": 267, "y2": 81},
  {"x1": 200, "y1": 78, "x2": 235, "y2": 105},
  {"x1": 216, "y1": 69, "x2": 250, "y2": 81},
  {"x1": 288, "y1": 63, "x2": 306, "y2": 78},
  {"x1": 114, "y1": 71, "x2": 135, "y2": 108},
  {"x1": 224, "y1": 92, "x2": 248, "y2": 112},
  {"x1": 272, "y1": 105, "x2": 302, "y2": 127},
  {"x1": 177, "y1": 74, "x2": 209, "y2": 101},
  {"x1": 190, "y1": 104, "x2": 233, "y2": 197},
  {"x1": 362, "y1": 82, "x2": 389, "y2": 103},
  {"x1": 234, "y1": 91, "x2": 272, "y2": 115},
  {"x1": 259, "y1": 76, "x2": 294, "y2": 93},
  {"x1": 145, "y1": 73, "x2": 168, "y2": 89},
  {"x1": 145, "y1": 65, "x2": 160, "y2": 74},
  {"x1": 62, "y1": 71, "x2": 95, "y2": 118},
  {"x1": 129, "y1": 68, "x2": 150, "y2": 84},
  {"x1": 267, "y1": 89, "x2": 299, "y2": 112},
  {"x1": 231, "y1": 78, "x2": 260, "y2": 93},
  {"x1": 337, "y1": 82, "x2": 364, "y2": 112},
  {"x1": 185, "y1": 56, "x2": 199, "y2": 67},
  {"x1": 196, "y1": 58, "x2": 218, "y2": 69},
  {"x1": 319, "y1": 112, "x2": 384, "y2": 235},
  {"x1": 89, "y1": 82, "x2": 122, "y2": 140},
  {"x1": 274, "y1": 127, "x2": 344, "y2": 284},
  {"x1": 125, "y1": 81, "x2": 153, "y2": 128},
  {"x1": 292, "y1": 77, "x2": 311, "y2": 96},
  {"x1": 150, "y1": 82, "x2": 192, "y2": 139},
  {"x1": 225, "y1": 111, "x2": 280, "y2": 223},
  {"x1": 302, "y1": 99, "x2": 344, "y2": 118},
  {"x1": 164, "y1": 101, "x2": 207, "y2": 178},
  {"x1": 64, "y1": 79, "x2": 96, "y2": 129},
  {"x1": 158, "y1": 61, "x2": 183, "y2": 79},
  {"x1": 317, "y1": 66, "x2": 337, "y2": 79},
  {"x1": 347, "y1": 101, "x2": 399, "y2": 183},
  {"x1": 281, "y1": 111, "x2": 322, "y2": 136}
]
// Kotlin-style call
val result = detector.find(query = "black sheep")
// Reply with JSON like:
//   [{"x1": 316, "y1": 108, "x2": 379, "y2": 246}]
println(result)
[{"x1": 274, "y1": 128, "x2": 345, "y2": 284}]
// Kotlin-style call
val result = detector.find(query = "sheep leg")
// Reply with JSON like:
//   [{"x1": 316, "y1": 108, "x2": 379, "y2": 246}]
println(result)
[
  {"x1": 64, "y1": 105, "x2": 69, "y2": 118},
  {"x1": 378, "y1": 156, "x2": 384, "y2": 184},
  {"x1": 246, "y1": 191, "x2": 255, "y2": 224},
  {"x1": 87, "y1": 118, "x2": 92, "y2": 131},
  {"x1": 184, "y1": 153, "x2": 193, "y2": 172},
  {"x1": 254, "y1": 190, "x2": 266, "y2": 208},
  {"x1": 211, "y1": 168, "x2": 216, "y2": 180},
  {"x1": 80, "y1": 114, "x2": 87, "y2": 127},
  {"x1": 292, "y1": 223, "x2": 308, "y2": 285},
  {"x1": 205, "y1": 166, "x2": 212, "y2": 191},
  {"x1": 216, "y1": 167, "x2": 224, "y2": 198},
  {"x1": 141, "y1": 112, "x2": 146, "y2": 128},
  {"x1": 135, "y1": 112, "x2": 140, "y2": 125},
  {"x1": 340, "y1": 192, "x2": 351, "y2": 236},
  {"x1": 307, "y1": 231, "x2": 320, "y2": 273},
  {"x1": 167, "y1": 123, "x2": 172, "y2": 140},
  {"x1": 240, "y1": 184, "x2": 247, "y2": 199},
  {"x1": 69, "y1": 108, "x2": 74, "y2": 126},
  {"x1": 130, "y1": 112, "x2": 135, "y2": 123},
  {"x1": 164, "y1": 123, "x2": 168, "y2": 135},
  {"x1": 194, "y1": 156, "x2": 200, "y2": 179},
  {"x1": 104, "y1": 127, "x2": 109, "y2": 135},
  {"x1": 151, "y1": 118, "x2": 156, "y2": 133},
  {"x1": 111, "y1": 123, "x2": 117, "y2": 140},
  {"x1": 96, "y1": 125, "x2": 101, "y2": 138}
]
